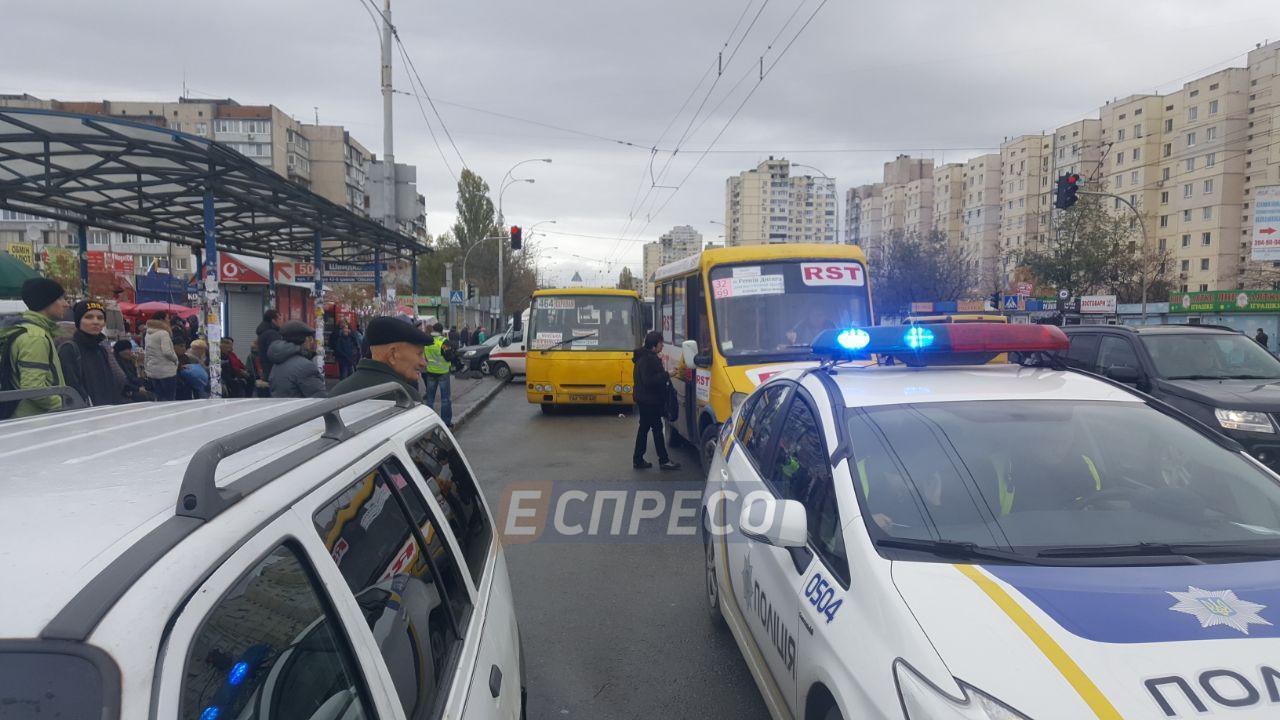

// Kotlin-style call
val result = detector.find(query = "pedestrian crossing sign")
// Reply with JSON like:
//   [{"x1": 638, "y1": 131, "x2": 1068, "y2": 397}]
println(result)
[
  {"x1": 449, "y1": 290, "x2": 464, "y2": 303},
  {"x1": 1002, "y1": 295, "x2": 1021, "y2": 311}
]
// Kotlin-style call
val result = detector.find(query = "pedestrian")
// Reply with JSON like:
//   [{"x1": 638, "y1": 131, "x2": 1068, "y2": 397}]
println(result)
[
  {"x1": 179, "y1": 340, "x2": 211, "y2": 399},
  {"x1": 58, "y1": 299, "x2": 122, "y2": 407},
  {"x1": 334, "y1": 321, "x2": 359, "y2": 379},
  {"x1": 1256, "y1": 327, "x2": 1270, "y2": 350},
  {"x1": 144, "y1": 311, "x2": 179, "y2": 401},
  {"x1": 169, "y1": 314, "x2": 189, "y2": 347},
  {"x1": 113, "y1": 339, "x2": 151, "y2": 402},
  {"x1": 476, "y1": 326, "x2": 488, "y2": 344},
  {"x1": 422, "y1": 322, "x2": 455, "y2": 426},
  {"x1": 267, "y1": 320, "x2": 326, "y2": 398},
  {"x1": 246, "y1": 339, "x2": 270, "y2": 397},
  {"x1": 0, "y1": 277, "x2": 70, "y2": 418},
  {"x1": 460, "y1": 324, "x2": 472, "y2": 347},
  {"x1": 330, "y1": 315, "x2": 430, "y2": 401},
  {"x1": 255, "y1": 309, "x2": 283, "y2": 381},
  {"x1": 632, "y1": 330, "x2": 681, "y2": 470},
  {"x1": 448, "y1": 325, "x2": 459, "y2": 345},
  {"x1": 219, "y1": 337, "x2": 251, "y2": 397}
]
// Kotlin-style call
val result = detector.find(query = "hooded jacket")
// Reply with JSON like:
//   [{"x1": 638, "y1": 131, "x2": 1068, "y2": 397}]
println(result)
[
  {"x1": 267, "y1": 340, "x2": 326, "y2": 398},
  {"x1": 144, "y1": 319, "x2": 178, "y2": 379},
  {"x1": 256, "y1": 320, "x2": 284, "y2": 379},
  {"x1": 58, "y1": 329, "x2": 121, "y2": 406},
  {"x1": 6, "y1": 311, "x2": 66, "y2": 417},
  {"x1": 632, "y1": 346, "x2": 668, "y2": 406}
]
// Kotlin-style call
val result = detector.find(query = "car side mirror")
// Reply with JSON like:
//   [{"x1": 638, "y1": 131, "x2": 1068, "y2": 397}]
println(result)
[
  {"x1": 498, "y1": 335, "x2": 511, "y2": 348},
  {"x1": 694, "y1": 352, "x2": 712, "y2": 369},
  {"x1": 738, "y1": 495, "x2": 807, "y2": 548},
  {"x1": 681, "y1": 339, "x2": 698, "y2": 369},
  {"x1": 1104, "y1": 365, "x2": 1141, "y2": 384}
]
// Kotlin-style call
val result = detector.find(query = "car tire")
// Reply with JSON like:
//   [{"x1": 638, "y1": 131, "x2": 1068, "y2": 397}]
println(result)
[
  {"x1": 667, "y1": 425, "x2": 688, "y2": 448},
  {"x1": 704, "y1": 523, "x2": 727, "y2": 630},
  {"x1": 819, "y1": 705, "x2": 844, "y2": 720},
  {"x1": 493, "y1": 362, "x2": 512, "y2": 382},
  {"x1": 480, "y1": 360, "x2": 491, "y2": 376},
  {"x1": 540, "y1": 403, "x2": 554, "y2": 415},
  {"x1": 699, "y1": 424, "x2": 720, "y2": 472}
]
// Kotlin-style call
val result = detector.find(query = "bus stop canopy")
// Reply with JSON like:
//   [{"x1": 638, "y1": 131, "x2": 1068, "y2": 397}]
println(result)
[{"x1": 0, "y1": 108, "x2": 426, "y2": 264}]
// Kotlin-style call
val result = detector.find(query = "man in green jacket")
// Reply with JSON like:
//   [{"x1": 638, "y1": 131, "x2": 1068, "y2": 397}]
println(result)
[
  {"x1": 329, "y1": 316, "x2": 429, "y2": 403},
  {"x1": 7, "y1": 278, "x2": 71, "y2": 417}
]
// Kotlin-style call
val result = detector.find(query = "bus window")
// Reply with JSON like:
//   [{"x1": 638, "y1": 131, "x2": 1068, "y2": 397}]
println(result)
[
  {"x1": 672, "y1": 282, "x2": 686, "y2": 344},
  {"x1": 660, "y1": 282, "x2": 674, "y2": 344},
  {"x1": 529, "y1": 294, "x2": 640, "y2": 351},
  {"x1": 689, "y1": 276, "x2": 710, "y2": 354}
]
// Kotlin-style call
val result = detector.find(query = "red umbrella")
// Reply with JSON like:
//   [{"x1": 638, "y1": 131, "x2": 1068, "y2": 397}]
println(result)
[{"x1": 130, "y1": 301, "x2": 199, "y2": 319}]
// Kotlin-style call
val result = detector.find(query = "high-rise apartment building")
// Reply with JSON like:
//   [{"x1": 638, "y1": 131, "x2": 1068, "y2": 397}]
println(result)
[
  {"x1": 725, "y1": 157, "x2": 836, "y2": 246},
  {"x1": 1241, "y1": 41, "x2": 1280, "y2": 288},
  {"x1": 998, "y1": 135, "x2": 1052, "y2": 260},
  {"x1": 932, "y1": 164, "x2": 965, "y2": 245},
  {"x1": 641, "y1": 224, "x2": 703, "y2": 296},
  {"x1": 962, "y1": 154, "x2": 1002, "y2": 287},
  {"x1": 850, "y1": 184, "x2": 884, "y2": 258}
]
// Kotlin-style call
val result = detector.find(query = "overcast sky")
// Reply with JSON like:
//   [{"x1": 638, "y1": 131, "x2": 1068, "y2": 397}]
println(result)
[{"x1": 6, "y1": 0, "x2": 1279, "y2": 285}]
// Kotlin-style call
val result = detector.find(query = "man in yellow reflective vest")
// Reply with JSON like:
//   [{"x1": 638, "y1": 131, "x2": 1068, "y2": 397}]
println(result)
[{"x1": 422, "y1": 322, "x2": 455, "y2": 427}]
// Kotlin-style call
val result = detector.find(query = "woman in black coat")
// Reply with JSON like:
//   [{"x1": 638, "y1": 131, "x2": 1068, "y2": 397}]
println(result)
[
  {"x1": 632, "y1": 331, "x2": 681, "y2": 471},
  {"x1": 58, "y1": 300, "x2": 122, "y2": 407}
]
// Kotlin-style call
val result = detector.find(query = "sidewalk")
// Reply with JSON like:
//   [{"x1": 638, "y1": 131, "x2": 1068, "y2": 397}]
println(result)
[{"x1": 442, "y1": 374, "x2": 507, "y2": 429}]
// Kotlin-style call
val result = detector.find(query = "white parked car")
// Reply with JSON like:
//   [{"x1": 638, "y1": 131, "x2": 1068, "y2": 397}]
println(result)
[
  {"x1": 704, "y1": 323, "x2": 1280, "y2": 719},
  {"x1": 0, "y1": 383, "x2": 524, "y2": 720}
]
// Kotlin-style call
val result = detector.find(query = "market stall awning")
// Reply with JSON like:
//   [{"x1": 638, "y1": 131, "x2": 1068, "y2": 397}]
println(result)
[{"x1": 0, "y1": 108, "x2": 427, "y2": 264}]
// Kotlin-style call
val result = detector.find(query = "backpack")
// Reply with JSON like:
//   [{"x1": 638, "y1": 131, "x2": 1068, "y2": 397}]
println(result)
[{"x1": 0, "y1": 319, "x2": 34, "y2": 419}]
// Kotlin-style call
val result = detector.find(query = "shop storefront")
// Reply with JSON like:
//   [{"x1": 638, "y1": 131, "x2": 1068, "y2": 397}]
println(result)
[{"x1": 1167, "y1": 290, "x2": 1280, "y2": 338}]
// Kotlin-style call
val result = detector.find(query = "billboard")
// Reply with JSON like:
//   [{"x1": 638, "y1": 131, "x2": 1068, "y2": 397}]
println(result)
[{"x1": 1251, "y1": 185, "x2": 1280, "y2": 261}]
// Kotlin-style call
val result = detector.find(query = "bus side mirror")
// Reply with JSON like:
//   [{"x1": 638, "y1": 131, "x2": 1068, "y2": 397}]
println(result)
[
  {"x1": 498, "y1": 334, "x2": 511, "y2": 348},
  {"x1": 681, "y1": 340, "x2": 698, "y2": 369}
]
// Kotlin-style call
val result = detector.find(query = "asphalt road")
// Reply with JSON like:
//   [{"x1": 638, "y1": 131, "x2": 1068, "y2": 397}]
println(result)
[{"x1": 457, "y1": 385, "x2": 769, "y2": 720}]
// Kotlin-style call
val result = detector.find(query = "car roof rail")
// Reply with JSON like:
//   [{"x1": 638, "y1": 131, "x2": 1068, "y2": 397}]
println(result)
[
  {"x1": 0, "y1": 386, "x2": 87, "y2": 415},
  {"x1": 176, "y1": 382, "x2": 415, "y2": 522}
]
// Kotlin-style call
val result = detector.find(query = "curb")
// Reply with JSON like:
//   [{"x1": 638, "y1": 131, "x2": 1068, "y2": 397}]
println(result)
[{"x1": 452, "y1": 378, "x2": 508, "y2": 430}]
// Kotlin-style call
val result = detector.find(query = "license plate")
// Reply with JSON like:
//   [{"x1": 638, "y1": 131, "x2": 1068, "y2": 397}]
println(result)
[{"x1": 570, "y1": 394, "x2": 595, "y2": 402}]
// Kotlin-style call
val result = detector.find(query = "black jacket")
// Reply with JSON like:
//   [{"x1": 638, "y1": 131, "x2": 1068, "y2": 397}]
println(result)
[
  {"x1": 59, "y1": 330, "x2": 122, "y2": 406},
  {"x1": 633, "y1": 347, "x2": 668, "y2": 406},
  {"x1": 333, "y1": 330, "x2": 359, "y2": 361},
  {"x1": 266, "y1": 340, "x2": 326, "y2": 398},
  {"x1": 255, "y1": 320, "x2": 283, "y2": 379},
  {"x1": 329, "y1": 359, "x2": 420, "y2": 403}
]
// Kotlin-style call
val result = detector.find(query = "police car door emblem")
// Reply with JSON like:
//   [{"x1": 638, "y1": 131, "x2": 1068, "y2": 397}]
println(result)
[{"x1": 1167, "y1": 587, "x2": 1272, "y2": 635}]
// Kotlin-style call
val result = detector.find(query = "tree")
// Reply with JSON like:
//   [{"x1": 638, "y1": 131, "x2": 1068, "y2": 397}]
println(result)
[
  {"x1": 1018, "y1": 193, "x2": 1147, "y2": 298},
  {"x1": 616, "y1": 266, "x2": 636, "y2": 291},
  {"x1": 870, "y1": 229, "x2": 972, "y2": 320}
]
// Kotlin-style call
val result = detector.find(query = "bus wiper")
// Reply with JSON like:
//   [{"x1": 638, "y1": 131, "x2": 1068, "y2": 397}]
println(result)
[
  {"x1": 875, "y1": 537, "x2": 1037, "y2": 564},
  {"x1": 542, "y1": 331, "x2": 598, "y2": 351}
]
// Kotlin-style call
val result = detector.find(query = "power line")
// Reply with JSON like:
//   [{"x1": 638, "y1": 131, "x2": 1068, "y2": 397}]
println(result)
[{"x1": 392, "y1": 32, "x2": 467, "y2": 171}]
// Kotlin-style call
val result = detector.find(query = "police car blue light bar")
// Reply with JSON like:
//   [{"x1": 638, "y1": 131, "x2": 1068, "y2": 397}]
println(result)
[{"x1": 813, "y1": 322, "x2": 1069, "y2": 362}]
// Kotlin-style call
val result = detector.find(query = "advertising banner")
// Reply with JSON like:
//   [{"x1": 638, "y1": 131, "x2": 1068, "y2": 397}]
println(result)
[{"x1": 1251, "y1": 185, "x2": 1280, "y2": 261}]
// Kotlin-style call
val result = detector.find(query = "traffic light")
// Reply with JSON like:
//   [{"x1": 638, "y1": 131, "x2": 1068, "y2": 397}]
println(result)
[
  {"x1": 1054, "y1": 173, "x2": 1081, "y2": 210},
  {"x1": 510, "y1": 225, "x2": 523, "y2": 250},
  {"x1": 467, "y1": 283, "x2": 477, "y2": 300},
  {"x1": 990, "y1": 291, "x2": 1001, "y2": 311}
]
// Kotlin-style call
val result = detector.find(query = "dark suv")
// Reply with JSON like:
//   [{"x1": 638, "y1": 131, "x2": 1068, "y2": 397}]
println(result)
[{"x1": 1059, "y1": 324, "x2": 1280, "y2": 469}]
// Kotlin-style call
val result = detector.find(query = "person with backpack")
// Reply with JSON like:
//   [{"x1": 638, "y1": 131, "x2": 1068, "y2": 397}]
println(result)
[
  {"x1": 422, "y1": 322, "x2": 456, "y2": 426},
  {"x1": 113, "y1": 339, "x2": 150, "y2": 402},
  {"x1": 57, "y1": 300, "x2": 122, "y2": 407},
  {"x1": 256, "y1": 309, "x2": 284, "y2": 382},
  {"x1": 632, "y1": 330, "x2": 682, "y2": 471},
  {"x1": 1, "y1": 277, "x2": 70, "y2": 418},
  {"x1": 144, "y1": 312, "x2": 179, "y2": 401}
]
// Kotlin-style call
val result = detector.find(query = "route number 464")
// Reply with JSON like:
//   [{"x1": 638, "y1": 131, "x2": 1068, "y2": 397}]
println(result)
[{"x1": 804, "y1": 573, "x2": 843, "y2": 623}]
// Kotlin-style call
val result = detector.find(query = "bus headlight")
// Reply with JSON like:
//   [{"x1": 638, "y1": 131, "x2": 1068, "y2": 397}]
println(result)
[
  {"x1": 614, "y1": 384, "x2": 623, "y2": 393},
  {"x1": 623, "y1": 385, "x2": 632, "y2": 393},
  {"x1": 1215, "y1": 408, "x2": 1275, "y2": 433},
  {"x1": 896, "y1": 662, "x2": 1028, "y2": 719},
  {"x1": 731, "y1": 392, "x2": 748, "y2": 412}
]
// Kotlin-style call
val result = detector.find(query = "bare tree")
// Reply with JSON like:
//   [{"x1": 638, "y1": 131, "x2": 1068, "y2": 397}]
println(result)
[{"x1": 871, "y1": 229, "x2": 973, "y2": 320}]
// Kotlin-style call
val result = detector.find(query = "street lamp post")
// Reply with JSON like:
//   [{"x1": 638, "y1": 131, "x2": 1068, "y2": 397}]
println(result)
[
  {"x1": 497, "y1": 158, "x2": 551, "y2": 323},
  {"x1": 790, "y1": 163, "x2": 839, "y2": 244}
]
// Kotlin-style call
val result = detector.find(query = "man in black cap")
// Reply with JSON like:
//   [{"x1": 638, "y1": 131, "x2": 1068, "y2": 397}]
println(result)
[
  {"x1": 2, "y1": 277, "x2": 70, "y2": 417},
  {"x1": 266, "y1": 320, "x2": 326, "y2": 398},
  {"x1": 330, "y1": 316, "x2": 429, "y2": 402}
]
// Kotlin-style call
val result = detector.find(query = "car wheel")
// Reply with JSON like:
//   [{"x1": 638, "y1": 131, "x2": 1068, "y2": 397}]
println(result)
[
  {"x1": 493, "y1": 362, "x2": 512, "y2": 382},
  {"x1": 704, "y1": 523, "x2": 726, "y2": 629},
  {"x1": 540, "y1": 403, "x2": 554, "y2": 415},
  {"x1": 699, "y1": 424, "x2": 720, "y2": 472},
  {"x1": 820, "y1": 705, "x2": 844, "y2": 720},
  {"x1": 667, "y1": 425, "x2": 688, "y2": 448},
  {"x1": 480, "y1": 360, "x2": 491, "y2": 376}
]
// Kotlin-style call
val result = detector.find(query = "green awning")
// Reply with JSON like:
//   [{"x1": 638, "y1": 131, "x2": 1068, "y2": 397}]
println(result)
[{"x1": 0, "y1": 251, "x2": 40, "y2": 299}]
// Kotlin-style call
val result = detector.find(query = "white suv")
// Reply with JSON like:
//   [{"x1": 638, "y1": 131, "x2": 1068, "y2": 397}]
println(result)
[{"x1": 0, "y1": 383, "x2": 524, "y2": 720}]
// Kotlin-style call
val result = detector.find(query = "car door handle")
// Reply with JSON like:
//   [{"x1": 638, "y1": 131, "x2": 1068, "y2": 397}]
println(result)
[{"x1": 489, "y1": 664, "x2": 502, "y2": 698}]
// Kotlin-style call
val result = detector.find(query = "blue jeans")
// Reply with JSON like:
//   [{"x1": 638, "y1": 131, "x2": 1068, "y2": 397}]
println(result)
[
  {"x1": 149, "y1": 376, "x2": 177, "y2": 401},
  {"x1": 423, "y1": 372, "x2": 453, "y2": 425}
]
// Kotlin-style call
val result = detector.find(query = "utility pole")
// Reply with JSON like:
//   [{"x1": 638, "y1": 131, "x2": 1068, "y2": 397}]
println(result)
[{"x1": 379, "y1": 0, "x2": 395, "y2": 310}]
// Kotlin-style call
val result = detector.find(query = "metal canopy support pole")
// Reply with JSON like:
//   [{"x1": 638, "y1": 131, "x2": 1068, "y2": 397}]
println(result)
[
  {"x1": 203, "y1": 189, "x2": 223, "y2": 399},
  {"x1": 76, "y1": 224, "x2": 89, "y2": 293},
  {"x1": 268, "y1": 253, "x2": 277, "y2": 306},
  {"x1": 410, "y1": 252, "x2": 418, "y2": 299},
  {"x1": 313, "y1": 229, "x2": 326, "y2": 375},
  {"x1": 375, "y1": 248, "x2": 383, "y2": 303}
]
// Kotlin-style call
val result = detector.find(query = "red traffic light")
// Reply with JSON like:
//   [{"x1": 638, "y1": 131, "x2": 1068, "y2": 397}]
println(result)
[
  {"x1": 510, "y1": 225, "x2": 523, "y2": 250},
  {"x1": 1068, "y1": 174, "x2": 1079, "y2": 184}
]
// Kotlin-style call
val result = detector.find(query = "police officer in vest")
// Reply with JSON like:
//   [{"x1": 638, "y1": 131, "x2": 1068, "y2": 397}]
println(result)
[{"x1": 422, "y1": 322, "x2": 455, "y2": 427}]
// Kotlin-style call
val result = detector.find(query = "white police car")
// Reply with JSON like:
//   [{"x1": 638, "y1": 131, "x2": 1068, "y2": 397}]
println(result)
[
  {"x1": 702, "y1": 323, "x2": 1280, "y2": 719},
  {"x1": 0, "y1": 383, "x2": 524, "y2": 720}
]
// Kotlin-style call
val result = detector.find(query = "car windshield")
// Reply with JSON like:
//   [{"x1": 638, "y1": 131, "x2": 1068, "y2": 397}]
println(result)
[
  {"x1": 529, "y1": 294, "x2": 640, "y2": 352},
  {"x1": 709, "y1": 260, "x2": 871, "y2": 362},
  {"x1": 850, "y1": 400, "x2": 1280, "y2": 560},
  {"x1": 1141, "y1": 333, "x2": 1280, "y2": 380}
]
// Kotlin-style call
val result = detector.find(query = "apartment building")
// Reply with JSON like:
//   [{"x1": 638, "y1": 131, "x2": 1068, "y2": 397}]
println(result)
[
  {"x1": 932, "y1": 164, "x2": 965, "y2": 245},
  {"x1": 641, "y1": 224, "x2": 703, "y2": 296},
  {"x1": 302, "y1": 125, "x2": 372, "y2": 216},
  {"x1": 725, "y1": 157, "x2": 836, "y2": 246},
  {"x1": 1097, "y1": 96, "x2": 1164, "y2": 260},
  {"x1": 850, "y1": 184, "x2": 884, "y2": 257},
  {"x1": 904, "y1": 176, "x2": 934, "y2": 236},
  {"x1": 998, "y1": 135, "x2": 1052, "y2": 256},
  {"x1": 962, "y1": 154, "x2": 1002, "y2": 286},
  {"x1": 1242, "y1": 41, "x2": 1280, "y2": 286}
]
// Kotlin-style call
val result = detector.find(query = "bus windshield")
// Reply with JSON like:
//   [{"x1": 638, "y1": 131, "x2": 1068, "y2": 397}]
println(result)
[
  {"x1": 529, "y1": 294, "x2": 640, "y2": 352},
  {"x1": 709, "y1": 260, "x2": 871, "y2": 361}
]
